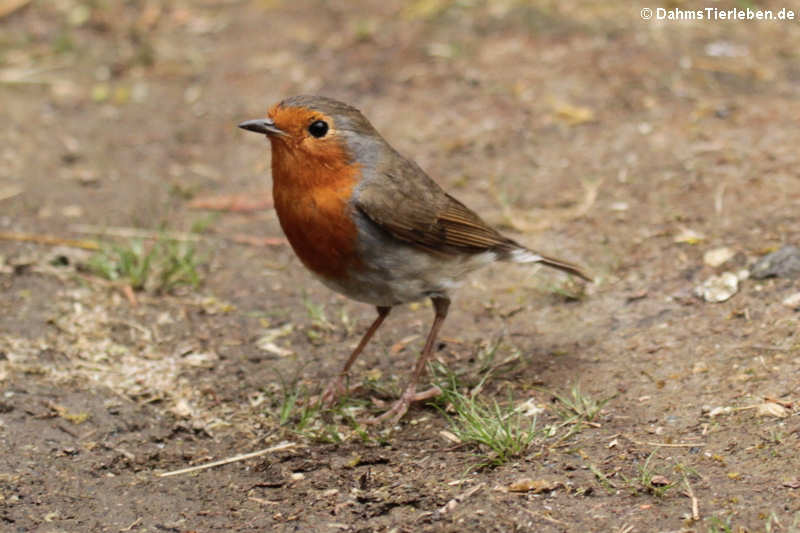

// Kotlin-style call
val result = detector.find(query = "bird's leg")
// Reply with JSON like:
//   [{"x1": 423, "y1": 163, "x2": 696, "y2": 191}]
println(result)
[
  {"x1": 367, "y1": 296, "x2": 450, "y2": 424},
  {"x1": 319, "y1": 306, "x2": 391, "y2": 407}
]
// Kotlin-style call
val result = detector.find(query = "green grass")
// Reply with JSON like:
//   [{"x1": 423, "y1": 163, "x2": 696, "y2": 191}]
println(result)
[
  {"x1": 707, "y1": 514, "x2": 734, "y2": 533},
  {"x1": 271, "y1": 362, "x2": 612, "y2": 460},
  {"x1": 301, "y1": 293, "x2": 336, "y2": 343},
  {"x1": 272, "y1": 379, "x2": 378, "y2": 445},
  {"x1": 707, "y1": 511, "x2": 800, "y2": 533},
  {"x1": 552, "y1": 383, "x2": 612, "y2": 423},
  {"x1": 543, "y1": 384, "x2": 614, "y2": 443},
  {"x1": 434, "y1": 369, "x2": 539, "y2": 469},
  {"x1": 277, "y1": 383, "x2": 319, "y2": 430},
  {"x1": 621, "y1": 451, "x2": 677, "y2": 498},
  {"x1": 88, "y1": 235, "x2": 202, "y2": 292}
]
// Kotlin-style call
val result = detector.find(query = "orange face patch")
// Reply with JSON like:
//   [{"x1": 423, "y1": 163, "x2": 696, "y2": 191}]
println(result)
[
  {"x1": 266, "y1": 104, "x2": 362, "y2": 280},
  {"x1": 267, "y1": 104, "x2": 349, "y2": 168}
]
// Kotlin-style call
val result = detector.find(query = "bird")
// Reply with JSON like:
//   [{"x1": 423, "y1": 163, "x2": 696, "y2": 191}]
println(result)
[{"x1": 239, "y1": 95, "x2": 591, "y2": 424}]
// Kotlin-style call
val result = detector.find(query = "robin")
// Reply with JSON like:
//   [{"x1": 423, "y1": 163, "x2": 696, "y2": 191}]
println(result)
[{"x1": 239, "y1": 95, "x2": 591, "y2": 424}]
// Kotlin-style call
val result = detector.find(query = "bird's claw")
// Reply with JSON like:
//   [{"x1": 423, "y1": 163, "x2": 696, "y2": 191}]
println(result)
[
  {"x1": 318, "y1": 375, "x2": 360, "y2": 408},
  {"x1": 365, "y1": 385, "x2": 442, "y2": 425}
]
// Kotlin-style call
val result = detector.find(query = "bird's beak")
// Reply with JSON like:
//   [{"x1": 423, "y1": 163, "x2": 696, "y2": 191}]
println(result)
[{"x1": 238, "y1": 118, "x2": 285, "y2": 136}]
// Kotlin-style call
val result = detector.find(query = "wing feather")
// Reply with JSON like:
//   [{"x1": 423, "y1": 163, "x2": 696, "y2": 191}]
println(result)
[
  {"x1": 353, "y1": 152, "x2": 592, "y2": 281},
  {"x1": 354, "y1": 153, "x2": 515, "y2": 255}
]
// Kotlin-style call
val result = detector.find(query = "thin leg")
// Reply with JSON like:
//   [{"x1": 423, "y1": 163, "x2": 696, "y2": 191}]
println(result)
[
  {"x1": 366, "y1": 296, "x2": 450, "y2": 424},
  {"x1": 319, "y1": 306, "x2": 391, "y2": 407}
]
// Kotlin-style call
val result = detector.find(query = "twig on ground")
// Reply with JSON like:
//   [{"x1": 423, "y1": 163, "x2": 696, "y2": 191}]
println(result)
[
  {"x1": 438, "y1": 482, "x2": 485, "y2": 514},
  {"x1": 622, "y1": 434, "x2": 706, "y2": 448},
  {"x1": 3, "y1": 225, "x2": 286, "y2": 252},
  {"x1": 732, "y1": 343, "x2": 791, "y2": 352},
  {"x1": 764, "y1": 397, "x2": 793, "y2": 408},
  {"x1": 0, "y1": 185, "x2": 22, "y2": 202},
  {"x1": 158, "y1": 441, "x2": 297, "y2": 477},
  {"x1": 0, "y1": 231, "x2": 100, "y2": 250},
  {"x1": 683, "y1": 476, "x2": 700, "y2": 521},
  {"x1": 120, "y1": 517, "x2": 143, "y2": 532},
  {"x1": 71, "y1": 224, "x2": 202, "y2": 242},
  {"x1": 121, "y1": 285, "x2": 138, "y2": 307},
  {"x1": 521, "y1": 507, "x2": 569, "y2": 527},
  {"x1": 588, "y1": 462, "x2": 618, "y2": 489},
  {"x1": 228, "y1": 234, "x2": 288, "y2": 247},
  {"x1": 188, "y1": 192, "x2": 273, "y2": 212},
  {"x1": 0, "y1": 0, "x2": 32, "y2": 19}
]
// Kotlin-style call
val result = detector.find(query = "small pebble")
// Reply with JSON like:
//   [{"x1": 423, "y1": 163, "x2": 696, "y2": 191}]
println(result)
[
  {"x1": 695, "y1": 272, "x2": 738, "y2": 303},
  {"x1": 751, "y1": 245, "x2": 800, "y2": 279},
  {"x1": 782, "y1": 292, "x2": 800, "y2": 309},
  {"x1": 703, "y1": 247, "x2": 735, "y2": 268}
]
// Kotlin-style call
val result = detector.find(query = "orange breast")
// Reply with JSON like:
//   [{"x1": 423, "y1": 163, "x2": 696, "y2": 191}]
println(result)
[{"x1": 271, "y1": 145, "x2": 362, "y2": 280}]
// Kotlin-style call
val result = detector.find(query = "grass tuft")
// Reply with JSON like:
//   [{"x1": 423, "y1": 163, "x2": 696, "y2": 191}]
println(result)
[
  {"x1": 552, "y1": 383, "x2": 612, "y2": 423},
  {"x1": 88, "y1": 234, "x2": 202, "y2": 292},
  {"x1": 621, "y1": 451, "x2": 678, "y2": 498},
  {"x1": 435, "y1": 369, "x2": 538, "y2": 469},
  {"x1": 272, "y1": 379, "x2": 376, "y2": 445}
]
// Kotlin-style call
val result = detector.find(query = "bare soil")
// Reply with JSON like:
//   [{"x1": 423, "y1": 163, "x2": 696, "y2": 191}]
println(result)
[{"x1": 1, "y1": 1, "x2": 799, "y2": 532}]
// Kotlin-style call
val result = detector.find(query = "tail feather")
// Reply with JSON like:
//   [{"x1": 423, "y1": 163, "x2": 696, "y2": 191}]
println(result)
[{"x1": 507, "y1": 247, "x2": 593, "y2": 282}]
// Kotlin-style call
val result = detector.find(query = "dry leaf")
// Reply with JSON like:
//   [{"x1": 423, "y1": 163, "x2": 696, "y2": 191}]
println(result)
[
  {"x1": 188, "y1": 192, "x2": 273, "y2": 212},
  {"x1": 703, "y1": 247, "x2": 735, "y2": 267},
  {"x1": 507, "y1": 478, "x2": 564, "y2": 493},
  {"x1": 170, "y1": 398, "x2": 194, "y2": 418},
  {"x1": 708, "y1": 406, "x2": 732, "y2": 417},
  {"x1": 438, "y1": 483, "x2": 485, "y2": 515},
  {"x1": 51, "y1": 403, "x2": 89, "y2": 424},
  {"x1": 554, "y1": 102, "x2": 595, "y2": 125},
  {"x1": 0, "y1": 0, "x2": 32, "y2": 20},
  {"x1": 439, "y1": 430, "x2": 461, "y2": 444},
  {"x1": 649, "y1": 475, "x2": 670, "y2": 487},
  {"x1": 764, "y1": 397, "x2": 792, "y2": 408},
  {"x1": 256, "y1": 324, "x2": 294, "y2": 356},
  {"x1": 62, "y1": 205, "x2": 84, "y2": 218},
  {"x1": 515, "y1": 398, "x2": 545, "y2": 417},
  {"x1": 182, "y1": 351, "x2": 218, "y2": 368},
  {"x1": 403, "y1": 0, "x2": 451, "y2": 20},
  {"x1": 389, "y1": 335, "x2": 419, "y2": 355},
  {"x1": 783, "y1": 292, "x2": 800, "y2": 309},
  {"x1": 257, "y1": 342, "x2": 293, "y2": 357},
  {"x1": 674, "y1": 227, "x2": 705, "y2": 244},
  {"x1": 756, "y1": 402, "x2": 789, "y2": 418},
  {"x1": 0, "y1": 185, "x2": 23, "y2": 202}
]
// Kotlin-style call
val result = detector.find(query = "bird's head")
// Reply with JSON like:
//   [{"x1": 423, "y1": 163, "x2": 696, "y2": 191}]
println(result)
[{"x1": 239, "y1": 95, "x2": 383, "y2": 174}]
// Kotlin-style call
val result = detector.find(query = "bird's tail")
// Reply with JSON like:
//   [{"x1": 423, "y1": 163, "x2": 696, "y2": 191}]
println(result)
[{"x1": 505, "y1": 247, "x2": 593, "y2": 282}]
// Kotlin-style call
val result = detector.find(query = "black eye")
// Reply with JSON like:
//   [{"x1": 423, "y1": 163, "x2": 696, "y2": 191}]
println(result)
[{"x1": 308, "y1": 120, "x2": 329, "y2": 138}]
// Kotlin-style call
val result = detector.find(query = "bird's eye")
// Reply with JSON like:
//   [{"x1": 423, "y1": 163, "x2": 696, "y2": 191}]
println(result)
[{"x1": 308, "y1": 120, "x2": 329, "y2": 138}]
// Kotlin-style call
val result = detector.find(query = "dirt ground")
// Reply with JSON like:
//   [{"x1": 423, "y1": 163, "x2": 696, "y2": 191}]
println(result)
[{"x1": 2, "y1": 1, "x2": 800, "y2": 531}]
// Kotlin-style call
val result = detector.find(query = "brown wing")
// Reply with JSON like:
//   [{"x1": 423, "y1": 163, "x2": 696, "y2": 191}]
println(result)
[
  {"x1": 355, "y1": 150, "x2": 593, "y2": 281},
  {"x1": 354, "y1": 152, "x2": 516, "y2": 255}
]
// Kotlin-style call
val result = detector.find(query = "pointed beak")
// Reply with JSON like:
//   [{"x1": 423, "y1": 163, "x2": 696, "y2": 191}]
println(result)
[{"x1": 238, "y1": 118, "x2": 285, "y2": 136}]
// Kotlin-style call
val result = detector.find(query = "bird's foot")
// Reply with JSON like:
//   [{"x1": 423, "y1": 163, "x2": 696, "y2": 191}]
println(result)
[
  {"x1": 365, "y1": 385, "x2": 442, "y2": 425},
  {"x1": 317, "y1": 375, "x2": 360, "y2": 408}
]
